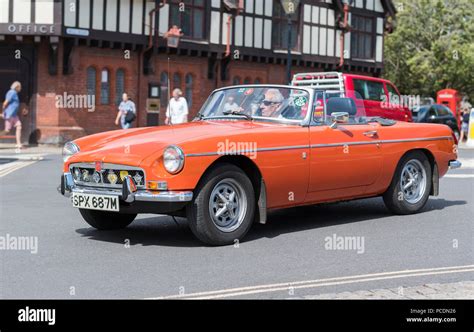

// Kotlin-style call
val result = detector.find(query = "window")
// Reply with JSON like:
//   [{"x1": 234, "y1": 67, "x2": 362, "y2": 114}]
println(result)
[
  {"x1": 386, "y1": 84, "x2": 400, "y2": 106},
  {"x1": 232, "y1": 76, "x2": 241, "y2": 85},
  {"x1": 173, "y1": 73, "x2": 182, "y2": 91},
  {"x1": 254, "y1": 78, "x2": 261, "y2": 84},
  {"x1": 353, "y1": 79, "x2": 366, "y2": 100},
  {"x1": 428, "y1": 107, "x2": 437, "y2": 118},
  {"x1": 351, "y1": 15, "x2": 375, "y2": 60},
  {"x1": 169, "y1": 0, "x2": 205, "y2": 39},
  {"x1": 115, "y1": 68, "x2": 125, "y2": 105},
  {"x1": 366, "y1": 81, "x2": 385, "y2": 101},
  {"x1": 273, "y1": 1, "x2": 300, "y2": 50},
  {"x1": 435, "y1": 105, "x2": 450, "y2": 116},
  {"x1": 100, "y1": 69, "x2": 110, "y2": 105},
  {"x1": 86, "y1": 67, "x2": 96, "y2": 97},
  {"x1": 160, "y1": 72, "x2": 169, "y2": 107},
  {"x1": 185, "y1": 73, "x2": 193, "y2": 108},
  {"x1": 353, "y1": 79, "x2": 385, "y2": 101},
  {"x1": 243, "y1": 77, "x2": 251, "y2": 85}
]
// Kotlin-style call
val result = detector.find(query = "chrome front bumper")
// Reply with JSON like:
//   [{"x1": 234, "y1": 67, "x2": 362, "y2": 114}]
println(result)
[
  {"x1": 449, "y1": 160, "x2": 462, "y2": 169},
  {"x1": 59, "y1": 173, "x2": 193, "y2": 203}
]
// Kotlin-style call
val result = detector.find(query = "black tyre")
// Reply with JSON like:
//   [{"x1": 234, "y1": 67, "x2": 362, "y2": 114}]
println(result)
[
  {"x1": 383, "y1": 151, "x2": 432, "y2": 215},
  {"x1": 79, "y1": 209, "x2": 136, "y2": 230},
  {"x1": 187, "y1": 163, "x2": 256, "y2": 246}
]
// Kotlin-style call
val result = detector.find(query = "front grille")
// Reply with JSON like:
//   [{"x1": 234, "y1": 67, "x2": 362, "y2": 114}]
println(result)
[{"x1": 70, "y1": 163, "x2": 146, "y2": 189}]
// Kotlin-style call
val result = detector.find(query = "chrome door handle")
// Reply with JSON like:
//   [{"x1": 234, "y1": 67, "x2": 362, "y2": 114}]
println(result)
[{"x1": 363, "y1": 130, "x2": 378, "y2": 138}]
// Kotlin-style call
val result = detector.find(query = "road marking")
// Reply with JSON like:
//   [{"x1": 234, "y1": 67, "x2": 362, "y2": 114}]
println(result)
[
  {"x1": 148, "y1": 265, "x2": 474, "y2": 299},
  {"x1": 445, "y1": 174, "x2": 474, "y2": 179},
  {"x1": 0, "y1": 160, "x2": 39, "y2": 178},
  {"x1": 458, "y1": 158, "x2": 474, "y2": 169}
]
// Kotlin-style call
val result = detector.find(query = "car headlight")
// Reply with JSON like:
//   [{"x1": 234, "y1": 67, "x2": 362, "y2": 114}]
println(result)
[
  {"x1": 63, "y1": 141, "x2": 80, "y2": 162},
  {"x1": 163, "y1": 146, "x2": 185, "y2": 174}
]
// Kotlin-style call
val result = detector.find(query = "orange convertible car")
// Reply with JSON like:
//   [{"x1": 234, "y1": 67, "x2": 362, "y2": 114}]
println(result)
[{"x1": 60, "y1": 85, "x2": 461, "y2": 245}]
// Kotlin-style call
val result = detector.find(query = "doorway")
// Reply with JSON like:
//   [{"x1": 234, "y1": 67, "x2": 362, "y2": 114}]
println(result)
[{"x1": 0, "y1": 44, "x2": 37, "y2": 144}]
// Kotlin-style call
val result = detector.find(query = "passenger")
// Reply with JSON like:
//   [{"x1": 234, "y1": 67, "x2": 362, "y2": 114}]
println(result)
[{"x1": 223, "y1": 96, "x2": 241, "y2": 113}]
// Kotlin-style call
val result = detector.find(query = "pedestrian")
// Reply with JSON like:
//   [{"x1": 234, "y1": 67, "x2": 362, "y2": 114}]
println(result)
[
  {"x1": 165, "y1": 88, "x2": 189, "y2": 125},
  {"x1": 459, "y1": 106, "x2": 471, "y2": 143},
  {"x1": 115, "y1": 93, "x2": 136, "y2": 129},
  {"x1": 1, "y1": 81, "x2": 23, "y2": 149}
]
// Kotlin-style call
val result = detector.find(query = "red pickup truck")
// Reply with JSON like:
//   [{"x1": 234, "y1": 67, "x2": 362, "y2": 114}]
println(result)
[{"x1": 292, "y1": 72, "x2": 412, "y2": 122}]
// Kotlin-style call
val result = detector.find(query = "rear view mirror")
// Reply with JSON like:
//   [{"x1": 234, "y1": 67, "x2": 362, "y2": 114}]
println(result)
[
  {"x1": 330, "y1": 112, "x2": 349, "y2": 129},
  {"x1": 326, "y1": 97, "x2": 357, "y2": 128}
]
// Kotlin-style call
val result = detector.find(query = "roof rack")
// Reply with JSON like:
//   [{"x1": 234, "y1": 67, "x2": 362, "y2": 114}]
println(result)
[{"x1": 291, "y1": 72, "x2": 345, "y2": 95}]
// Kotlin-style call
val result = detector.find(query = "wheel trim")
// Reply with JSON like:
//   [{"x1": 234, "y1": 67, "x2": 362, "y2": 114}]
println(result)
[
  {"x1": 209, "y1": 178, "x2": 247, "y2": 233},
  {"x1": 400, "y1": 159, "x2": 427, "y2": 204}
]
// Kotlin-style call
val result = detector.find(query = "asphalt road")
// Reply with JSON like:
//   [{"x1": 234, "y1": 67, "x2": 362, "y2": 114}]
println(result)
[{"x1": 0, "y1": 150, "x2": 473, "y2": 299}]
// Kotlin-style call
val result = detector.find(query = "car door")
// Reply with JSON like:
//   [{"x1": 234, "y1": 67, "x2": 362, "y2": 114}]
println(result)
[
  {"x1": 351, "y1": 78, "x2": 386, "y2": 118},
  {"x1": 435, "y1": 105, "x2": 457, "y2": 130},
  {"x1": 385, "y1": 83, "x2": 405, "y2": 121},
  {"x1": 306, "y1": 98, "x2": 383, "y2": 201}
]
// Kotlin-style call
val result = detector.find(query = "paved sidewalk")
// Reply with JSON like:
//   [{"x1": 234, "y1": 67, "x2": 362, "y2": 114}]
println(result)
[
  {"x1": 0, "y1": 144, "x2": 62, "y2": 156},
  {"x1": 459, "y1": 142, "x2": 474, "y2": 150},
  {"x1": 301, "y1": 281, "x2": 474, "y2": 299}
]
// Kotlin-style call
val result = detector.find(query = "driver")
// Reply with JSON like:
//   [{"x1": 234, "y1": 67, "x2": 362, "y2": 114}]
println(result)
[{"x1": 260, "y1": 89, "x2": 285, "y2": 118}]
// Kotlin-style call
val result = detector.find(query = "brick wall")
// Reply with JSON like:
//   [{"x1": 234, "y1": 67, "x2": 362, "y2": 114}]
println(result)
[{"x1": 34, "y1": 40, "x2": 360, "y2": 143}]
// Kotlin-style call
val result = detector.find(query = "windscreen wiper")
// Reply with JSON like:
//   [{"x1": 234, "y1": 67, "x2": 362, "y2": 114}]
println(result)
[{"x1": 222, "y1": 110, "x2": 253, "y2": 121}]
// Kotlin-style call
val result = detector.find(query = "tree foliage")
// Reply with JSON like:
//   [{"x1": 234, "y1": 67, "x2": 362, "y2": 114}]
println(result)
[{"x1": 383, "y1": 0, "x2": 474, "y2": 101}]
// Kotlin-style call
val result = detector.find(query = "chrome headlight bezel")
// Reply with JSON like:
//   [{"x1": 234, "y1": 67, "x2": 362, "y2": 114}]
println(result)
[
  {"x1": 163, "y1": 145, "x2": 185, "y2": 174},
  {"x1": 63, "y1": 141, "x2": 80, "y2": 162}
]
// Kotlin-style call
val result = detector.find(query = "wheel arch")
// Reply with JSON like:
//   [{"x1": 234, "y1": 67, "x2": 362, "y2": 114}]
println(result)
[
  {"x1": 398, "y1": 148, "x2": 439, "y2": 196},
  {"x1": 196, "y1": 155, "x2": 267, "y2": 224}
]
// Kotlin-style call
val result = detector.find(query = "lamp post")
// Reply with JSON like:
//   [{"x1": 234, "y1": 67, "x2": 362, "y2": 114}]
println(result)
[{"x1": 280, "y1": 0, "x2": 300, "y2": 84}]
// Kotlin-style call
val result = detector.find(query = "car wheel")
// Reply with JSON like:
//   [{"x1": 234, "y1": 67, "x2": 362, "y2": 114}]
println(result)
[
  {"x1": 187, "y1": 163, "x2": 256, "y2": 246},
  {"x1": 383, "y1": 151, "x2": 432, "y2": 215},
  {"x1": 79, "y1": 209, "x2": 136, "y2": 230}
]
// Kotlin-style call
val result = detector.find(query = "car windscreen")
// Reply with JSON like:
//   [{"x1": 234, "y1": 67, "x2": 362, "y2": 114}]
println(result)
[{"x1": 197, "y1": 87, "x2": 311, "y2": 124}]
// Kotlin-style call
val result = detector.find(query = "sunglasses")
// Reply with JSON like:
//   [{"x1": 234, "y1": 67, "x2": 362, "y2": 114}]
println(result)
[{"x1": 261, "y1": 100, "x2": 280, "y2": 106}]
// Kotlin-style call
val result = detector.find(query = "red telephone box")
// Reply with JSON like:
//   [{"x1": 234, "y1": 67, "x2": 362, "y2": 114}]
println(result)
[{"x1": 437, "y1": 89, "x2": 461, "y2": 127}]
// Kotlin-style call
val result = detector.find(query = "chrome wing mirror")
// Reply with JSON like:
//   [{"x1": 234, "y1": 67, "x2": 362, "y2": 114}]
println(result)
[{"x1": 329, "y1": 112, "x2": 349, "y2": 129}]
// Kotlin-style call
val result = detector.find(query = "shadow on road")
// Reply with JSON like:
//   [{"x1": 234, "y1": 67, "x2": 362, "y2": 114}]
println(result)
[
  {"x1": 246, "y1": 197, "x2": 467, "y2": 242},
  {"x1": 76, "y1": 216, "x2": 201, "y2": 248},
  {"x1": 75, "y1": 197, "x2": 467, "y2": 247},
  {"x1": 423, "y1": 198, "x2": 468, "y2": 211}
]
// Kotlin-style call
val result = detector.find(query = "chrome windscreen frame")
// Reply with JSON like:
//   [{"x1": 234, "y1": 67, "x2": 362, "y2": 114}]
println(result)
[{"x1": 195, "y1": 84, "x2": 318, "y2": 127}]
